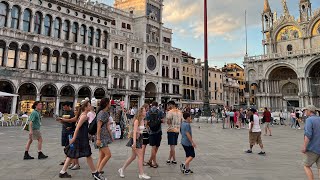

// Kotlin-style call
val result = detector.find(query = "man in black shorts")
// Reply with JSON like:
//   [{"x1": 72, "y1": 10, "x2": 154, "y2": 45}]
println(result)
[{"x1": 146, "y1": 102, "x2": 165, "y2": 168}]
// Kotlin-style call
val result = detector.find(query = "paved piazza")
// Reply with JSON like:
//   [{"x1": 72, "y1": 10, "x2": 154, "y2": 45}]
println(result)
[{"x1": 0, "y1": 119, "x2": 312, "y2": 180}]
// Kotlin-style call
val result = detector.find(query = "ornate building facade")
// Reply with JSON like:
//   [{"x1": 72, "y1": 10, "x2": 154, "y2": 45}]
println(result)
[
  {"x1": 208, "y1": 67, "x2": 224, "y2": 106},
  {"x1": 244, "y1": 0, "x2": 320, "y2": 110},
  {"x1": 0, "y1": 0, "x2": 182, "y2": 115}
]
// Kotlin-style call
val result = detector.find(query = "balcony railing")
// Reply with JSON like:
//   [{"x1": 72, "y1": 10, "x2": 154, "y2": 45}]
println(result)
[{"x1": 245, "y1": 47, "x2": 320, "y2": 62}]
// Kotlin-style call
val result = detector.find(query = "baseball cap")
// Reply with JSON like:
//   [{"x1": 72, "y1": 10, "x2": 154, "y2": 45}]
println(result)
[{"x1": 303, "y1": 105, "x2": 317, "y2": 113}]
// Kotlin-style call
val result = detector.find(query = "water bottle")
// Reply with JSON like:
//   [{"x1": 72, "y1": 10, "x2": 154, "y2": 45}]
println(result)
[{"x1": 68, "y1": 134, "x2": 74, "y2": 150}]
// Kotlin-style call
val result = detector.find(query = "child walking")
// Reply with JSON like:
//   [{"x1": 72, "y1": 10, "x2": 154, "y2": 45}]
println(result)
[{"x1": 180, "y1": 112, "x2": 196, "y2": 175}]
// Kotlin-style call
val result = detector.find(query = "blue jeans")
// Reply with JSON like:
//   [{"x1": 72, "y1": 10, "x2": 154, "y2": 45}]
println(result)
[{"x1": 291, "y1": 118, "x2": 296, "y2": 128}]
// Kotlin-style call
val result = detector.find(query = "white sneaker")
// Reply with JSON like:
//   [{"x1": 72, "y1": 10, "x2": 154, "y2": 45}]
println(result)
[
  {"x1": 70, "y1": 164, "x2": 80, "y2": 170},
  {"x1": 139, "y1": 174, "x2": 151, "y2": 179},
  {"x1": 118, "y1": 168, "x2": 125, "y2": 178},
  {"x1": 68, "y1": 164, "x2": 75, "y2": 169},
  {"x1": 298, "y1": 127, "x2": 301, "y2": 130}
]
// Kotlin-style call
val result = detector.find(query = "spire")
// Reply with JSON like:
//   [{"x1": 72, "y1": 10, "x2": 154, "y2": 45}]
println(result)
[
  {"x1": 300, "y1": 0, "x2": 308, "y2": 3},
  {"x1": 263, "y1": 0, "x2": 271, "y2": 13},
  {"x1": 282, "y1": 0, "x2": 290, "y2": 16}
]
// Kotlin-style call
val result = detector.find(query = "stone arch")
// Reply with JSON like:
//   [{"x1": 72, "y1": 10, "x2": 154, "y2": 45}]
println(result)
[
  {"x1": 145, "y1": 82, "x2": 157, "y2": 98},
  {"x1": 268, "y1": 66, "x2": 297, "y2": 80},
  {"x1": 273, "y1": 24, "x2": 302, "y2": 42},
  {"x1": 77, "y1": 86, "x2": 92, "y2": 98},
  {"x1": 308, "y1": 14, "x2": 320, "y2": 36},
  {"x1": 247, "y1": 69, "x2": 257, "y2": 82},
  {"x1": 17, "y1": 82, "x2": 39, "y2": 94},
  {"x1": 94, "y1": 87, "x2": 106, "y2": 99},
  {"x1": 281, "y1": 82, "x2": 299, "y2": 96},
  {"x1": 40, "y1": 83, "x2": 58, "y2": 97},
  {"x1": 0, "y1": 79, "x2": 16, "y2": 93},
  {"x1": 59, "y1": 84, "x2": 76, "y2": 96},
  {"x1": 265, "y1": 63, "x2": 298, "y2": 79},
  {"x1": 305, "y1": 57, "x2": 320, "y2": 77}
]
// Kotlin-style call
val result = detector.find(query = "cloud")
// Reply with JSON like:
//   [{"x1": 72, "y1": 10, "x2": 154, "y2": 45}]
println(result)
[{"x1": 163, "y1": 0, "x2": 200, "y2": 23}]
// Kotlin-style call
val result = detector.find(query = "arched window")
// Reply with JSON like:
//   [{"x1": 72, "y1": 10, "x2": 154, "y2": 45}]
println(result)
[
  {"x1": 173, "y1": 68, "x2": 176, "y2": 79},
  {"x1": 63, "y1": 20, "x2": 70, "y2": 40},
  {"x1": 0, "y1": 2, "x2": 8, "y2": 27},
  {"x1": 19, "y1": 44, "x2": 29, "y2": 69},
  {"x1": 85, "y1": 57, "x2": 92, "y2": 76},
  {"x1": 136, "y1": 60, "x2": 139, "y2": 73},
  {"x1": 166, "y1": 67, "x2": 169, "y2": 77},
  {"x1": 176, "y1": 69, "x2": 179, "y2": 79},
  {"x1": 102, "y1": 31, "x2": 108, "y2": 49},
  {"x1": 69, "y1": 54, "x2": 76, "y2": 75},
  {"x1": 80, "y1": 25, "x2": 86, "y2": 44},
  {"x1": 61, "y1": 52, "x2": 68, "y2": 74},
  {"x1": 131, "y1": 59, "x2": 135, "y2": 72},
  {"x1": 31, "y1": 47, "x2": 40, "y2": 70},
  {"x1": 95, "y1": 29, "x2": 101, "y2": 47},
  {"x1": 23, "y1": 9, "x2": 31, "y2": 32},
  {"x1": 34, "y1": 12, "x2": 42, "y2": 34},
  {"x1": 114, "y1": 56, "x2": 118, "y2": 69},
  {"x1": 51, "y1": 51, "x2": 59, "y2": 72},
  {"x1": 44, "y1": 15, "x2": 52, "y2": 36},
  {"x1": 11, "y1": 5, "x2": 20, "y2": 29},
  {"x1": 0, "y1": 41, "x2": 5, "y2": 66},
  {"x1": 54, "y1": 18, "x2": 61, "y2": 38},
  {"x1": 7, "y1": 42, "x2": 18, "y2": 68},
  {"x1": 71, "y1": 22, "x2": 78, "y2": 42},
  {"x1": 93, "y1": 58, "x2": 99, "y2": 76},
  {"x1": 78, "y1": 55, "x2": 85, "y2": 75},
  {"x1": 120, "y1": 57, "x2": 124, "y2": 70},
  {"x1": 88, "y1": 27, "x2": 93, "y2": 46},
  {"x1": 162, "y1": 66, "x2": 165, "y2": 77},
  {"x1": 41, "y1": 48, "x2": 50, "y2": 71},
  {"x1": 100, "y1": 59, "x2": 107, "y2": 77}
]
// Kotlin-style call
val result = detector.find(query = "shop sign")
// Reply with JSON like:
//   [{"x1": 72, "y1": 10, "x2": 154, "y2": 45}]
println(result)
[
  {"x1": 21, "y1": 96, "x2": 36, "y2": 100},
  {"x1": 60, "y1": 97, "x2": 74, "y2": 102},
  {"x1": 41, "y1": 97, "x2": 56, "y2": 102}
]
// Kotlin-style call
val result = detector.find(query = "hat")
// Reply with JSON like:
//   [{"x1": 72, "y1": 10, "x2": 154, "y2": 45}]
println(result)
[
  {"x1": 167, "y1": 101, "x2": 176, "y2": 106},
  {"x1": 303, "y1": 105, "x2": 317, "y2": 113},
  {"x1": 249, "y1": 108, "x2": 257, "y2": 113}
]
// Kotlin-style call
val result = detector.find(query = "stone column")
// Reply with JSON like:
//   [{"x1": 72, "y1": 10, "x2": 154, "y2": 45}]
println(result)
[
  {"x1": 57, "y1": 55, "x2": 61, "y2": 73},
  {"x1": 14, "y1": 48, "x2": 20, "y2": 68},
  {"x1": 55, "y1": 95, "x2": 60, "y2": 115},
  {"x1": 50, "y1": 19, "x2": 55, "y2": 37},
  {"x1": 10, "y1": 96, "x2": 18, "y2": 114},
  {"x1": 68, "y1": 21, "x2": 73, "y2": 41},
  {"x1": 37, "y1": 51, "x2": 42, "y2": 70},
  {"x1": 59, "y1": 19, "x2": 63, "y2": 39},
  {"x1": 27, "y1": 50, "x2": 33, "y2": 69},
  {"x1": 7, "y1": 8, "x2": 12, "y2": 28},
  {"x1": 76, "y1": 24, "x2": 80, "y2": 43},
  {"x1": 108, "y1": 40, "x2": 113, "y2": 69},
  {"x1": 140, "y1": 94, "x2": 145, "y2": 108},
  {"x1": 125, "y1": 76, "x2": 129, "y2": 90},
  {"x1": 18, "y1": 11, "x2": 23, "y2": 30},
  {"x1": 40, "y1": 17, "x2": 45, "y2": 35},
  {"x1": 124, "y1": 94, "x2": 129, "y2": 108},
  {"x1": 3, "y1": 46, "x2": 8, "y2": 66},
  {"x1": 36, "y1": 93, "x2": 41, "y2": 101},
  {"x1": 30, "y1": 13, "x2": 34, "y2": 33},
  {"x1": 92, "y1": 27, "x2": 95, "y2": 46},
  {"x1": 84, "y1": 27, "x2": 88, "y2": 44},
  {"x1": 73, "y1": 95, "x2": 78, "y2": 109},
  {"x1": 47, "y1": 54, "x2": 52, "y2": 72}
]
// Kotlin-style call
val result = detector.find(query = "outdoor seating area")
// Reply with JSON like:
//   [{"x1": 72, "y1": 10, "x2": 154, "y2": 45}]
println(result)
[{"x1": 0, "y1": 114, "x2": 28, "y2": 127}]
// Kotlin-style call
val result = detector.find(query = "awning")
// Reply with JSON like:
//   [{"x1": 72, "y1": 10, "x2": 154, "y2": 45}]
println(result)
[{"x1": 0, "y1": 91, "x2": 19, "y2": 97}]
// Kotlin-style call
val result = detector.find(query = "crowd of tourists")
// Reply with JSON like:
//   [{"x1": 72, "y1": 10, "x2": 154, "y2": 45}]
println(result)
[{"x1": 23, "y1": 99, "x2": 196, "y2": 180}]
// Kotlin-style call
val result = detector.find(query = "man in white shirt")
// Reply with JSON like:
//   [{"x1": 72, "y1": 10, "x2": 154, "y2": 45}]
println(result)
[
  {"x1": 130, "y1": 107, "x2": 135, "y2": 119},
  {"x1": 246, "y1": 108, "x2": 266, "y2": 155}
]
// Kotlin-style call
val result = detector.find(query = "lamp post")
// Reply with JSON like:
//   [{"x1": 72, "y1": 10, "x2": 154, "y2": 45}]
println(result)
[{"x1": 203, "y1": 0, "x2": 211, "y2": 116}]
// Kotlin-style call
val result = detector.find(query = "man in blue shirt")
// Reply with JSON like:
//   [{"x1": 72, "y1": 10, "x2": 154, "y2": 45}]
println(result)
[{"x1": 302, "y1": 105, "x2": 320, "y2": 180}]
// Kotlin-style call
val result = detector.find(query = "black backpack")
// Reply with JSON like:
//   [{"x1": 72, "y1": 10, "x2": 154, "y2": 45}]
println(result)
[
  {"x1": 148, "y1": 109, "x2": 161, "y2": 132},
  {"x1": 88, "y1": 116, "x2": 98, "y2": 135}
]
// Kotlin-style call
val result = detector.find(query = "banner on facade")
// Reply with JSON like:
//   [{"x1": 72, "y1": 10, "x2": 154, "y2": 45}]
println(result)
[{"x1": 41, "y1": 97, "x2": 56, "y2": 102}]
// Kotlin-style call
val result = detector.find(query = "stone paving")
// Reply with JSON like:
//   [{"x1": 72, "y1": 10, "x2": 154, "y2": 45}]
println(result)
[{"x1": 0, "y1": 119, "x2": 314, "y2": 180}]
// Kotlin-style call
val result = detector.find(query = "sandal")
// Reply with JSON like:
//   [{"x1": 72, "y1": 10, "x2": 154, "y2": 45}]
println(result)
[
  {"x1": 143, "y1": 162, "x2": 149, "y2": 166},
  {"x1": 147, "y1": 161, "x2": 152, "y2": 167},
  {"x1": 151, "y1": 163, "x2": 159, "y2": 168}
]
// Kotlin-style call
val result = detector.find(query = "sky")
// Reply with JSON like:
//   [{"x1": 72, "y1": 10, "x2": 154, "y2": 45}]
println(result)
[{"x1": 103, "y1": 0, "x2": 320, "y2": 68}]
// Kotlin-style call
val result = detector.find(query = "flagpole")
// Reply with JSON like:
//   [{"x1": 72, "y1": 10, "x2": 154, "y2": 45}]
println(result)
[{"x1": 245, "y1": 10, "x2": 248, "y2": 57}]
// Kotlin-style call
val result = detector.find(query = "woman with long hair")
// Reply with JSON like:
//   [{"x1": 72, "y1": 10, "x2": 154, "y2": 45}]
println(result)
[
  {"x1": 141, "y1": 104, "x2": 150, "y2": 166},
  {"x1": 118, "y1": 107, "x2": 151, "y2": 179},
  {"x1": 95, "y1": 98, "x2": 113, "y2": 176},
  {"x1": 59, "y1": 101, "x2": 104, "y2": 180}
]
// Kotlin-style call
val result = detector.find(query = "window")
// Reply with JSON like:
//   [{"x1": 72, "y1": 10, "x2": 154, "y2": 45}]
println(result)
[
  {"x1": 209, "y1": 81, "x2": 211, "y2": 87},
  {"x1": 131, "y1": 59, "x2": 135, "y2": 72},
  {"x1": 119, "y1": 78, "x2": 124, "y2": 88},
  {"x1": 113, "y1": 78, "x2": 117, "y2": 88},
  {"x1": 114, "y1": 56, "x2": 118, "y2": 69},
  {"x1": 51, "y1": 54, "x2": 58, "y2": 72},
  {"x1": 287, "y1": 44, "x2": 293, "y2": 52},
  {"x1": 77, "y1": 58, "x2": 83, "y2": 75},
  {"x1": 69, "y1": 56, "x2": 75, "y2": 74},
  {"x1": 166, "y1": 67, "x2": 169, "y2": 77},
  {"x1": 136, "y1": 60, "x2": 139, "y2": 73},
  {"x1": 173, "y1": 68, "x2": 175, "y2": 79},
  {"x1": 220, "y1": 93, "x2": 223, "y2": 100},
  {"x1": 19, "y1": 47, "x2": 28, "y2": 69},
  {"x1": 131, "y1": 47, "x2": 135, "y2": 53},
  {"x1": 63, "y1": 20, "x2": 70, "y2": 40},
  {"x1": 23, "y1": 9, "x2": 31, "y2": 32},
  {"x1": 130, "y1": 80, "x2": 134, "y2": 89},
  {"x1": 71, "y1": 22, "x2": 78, "y2": 42},
  {"x1": 80, "y1": 25, "x2": 86, "y2": 44},
  {"x1": 54, "y1": 18, "x2": 61, "y2": 38},
  {"x1": 120, "y1": 44, "x2": 124, "y2": 50},
  {"x1": 111, "y1": 20, "x2": 115, "y2": 25},
  {"x1": 209, "y1": 73, "x2": 211, "y2": 77},
  {"x1": 41, "y1": 50, "x2": 49, "y2": 71},
  {"x1": 61, "y1": 54, "x2": 67, "y2": 74},
  {"x1": 102, "y1": 31, "x2": 108, "y2": 49},
  {"x1": 88, "y1": 27, "x2": 93, "y2": 46},
  {"x1": 215, "y1": 74, "x2": 217, "y2": 78},
  {"x1": 236, "y1": 73, "x2": 240, "y2": 76},
  {"x1": 85, "y1": 60, "x2": 91, "y2": 76},
  {"x1": 100, "y1": 61, "x2": 106, "y2": 77},
  {"x1": 215, "y1": 92, "x2": 217, "y2": 100},
  {"x1": 44, "y1": 15, "x2": 52, "y2": 36},
  {"x1": 0, "y1": 46, "x2": 3, "y2": 66},
  {"x1": 119, "y1": 57, "x2": 124, "y2": 70},
  {"x1": 0, "y1": 2, "x2": 7, "y2": 27},
  {"x1": 122, "y1": 22, "x2": 126, "y2": 28},
  {"x1": 7, "y1": 48, "x2": 15, "y2": 67},
  {"x1": 183, "y1": 67, "x2": 185, "y2": 71},
  {"x1": 162, "y1": 66, "x2": 165, "y2": 77},
  {"x1": 11, "y1": 6, "x2": 20, "y2": 29},
  {"x1": 136, "y1": 48, "x2": 140, "y2": 54},
  {"x1": 127, "y1": 24, "x2": 131, "y2": 30},
  {"x1": 187, "y1": 77, "x2": 189, "y2": 85},
  {"x1": 166, "y1": 56, "x2": 168, "y2": 61},
  {"x1": 183, "y1": 76, "x2": 186, "y2": 84},
  {"x1": 95, "y1": 29, "x2": 101, "y2": 47},
  {"x1": 31, "y1": 48, "x2": 39, "y2": 70},
  {"x1": 92, "y1": 59, "x2": 99, "y2": 76},
  {"x1": 115, "y1": 43, "x2": 118, "y2": 49},
  {"x1": 34, "y1": 12, "x2": 42, "y2": 34},
  {"x1": 162, "y1": 55, "x2": 165, "y2": 60},
  {"x1": 191, "y1": 78, "x2": 193, "y2": 86}
]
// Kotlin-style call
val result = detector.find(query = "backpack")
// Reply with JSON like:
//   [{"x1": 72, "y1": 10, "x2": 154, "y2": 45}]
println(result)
[
  {"x1": 88, "y1": 116, "x2": 98, "y2": 135},
  {"x1": 148, "y1": 109, "x2": 161, "y2": 132}
]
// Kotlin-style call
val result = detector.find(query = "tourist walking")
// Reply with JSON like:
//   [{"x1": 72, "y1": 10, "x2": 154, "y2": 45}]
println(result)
[
  {"x1": 290, "y1": 110, "x2": 296, "y2": 128},
  {"x1": 302, "y1": 105, "x2": 320, "y2": 180},
  {"x1": 146, "y1": 102, "x2": 165, "y2": 168},
  {"x1": 229, "y1": 109, "x2": 235, "y2": 129},
  {"x1": 246, "y1": 108, "x2": 266, "y2": 155},
  {"x1": 240, "y1": 108, "x2": 246, "y2": 129},
  {"x1": 263, "y1": 108, "x2": 272, "y2": 136},
  {"x1": 222, "y1": 109, "x2": 226, "y2": 129},
  {"x1": 180, "y1": 112, "x2": 196, "y2": 175},
  {"x1": 118, "y1": 107, "x2": 151, "y2": 179},
  {"x1": 59, "y1": 100, "x2": 103, "y2": 179},
  {"x1": 166, "y1": 101, "x2": 182, "y2": 165},
  {"x1": 141, "y1": 104, "x2": 150, "y2": 166},
  {"x1": 295, "y1": 109, "x2": 301, "y2": 129},
  {"x1": 95, "y1": 98, "x2": 113, "y2": 177},
  {"x1": 23, "y1": 101, "x2": 48, "y2": 160},
  {"x1": 279, "y1": 110, "x2": 286, "y2": 126}
]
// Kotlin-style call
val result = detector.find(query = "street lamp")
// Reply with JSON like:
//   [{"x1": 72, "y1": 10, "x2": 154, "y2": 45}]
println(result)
[{"x1": 202, "y1": 0, "x2": 211, "y2": 117}]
